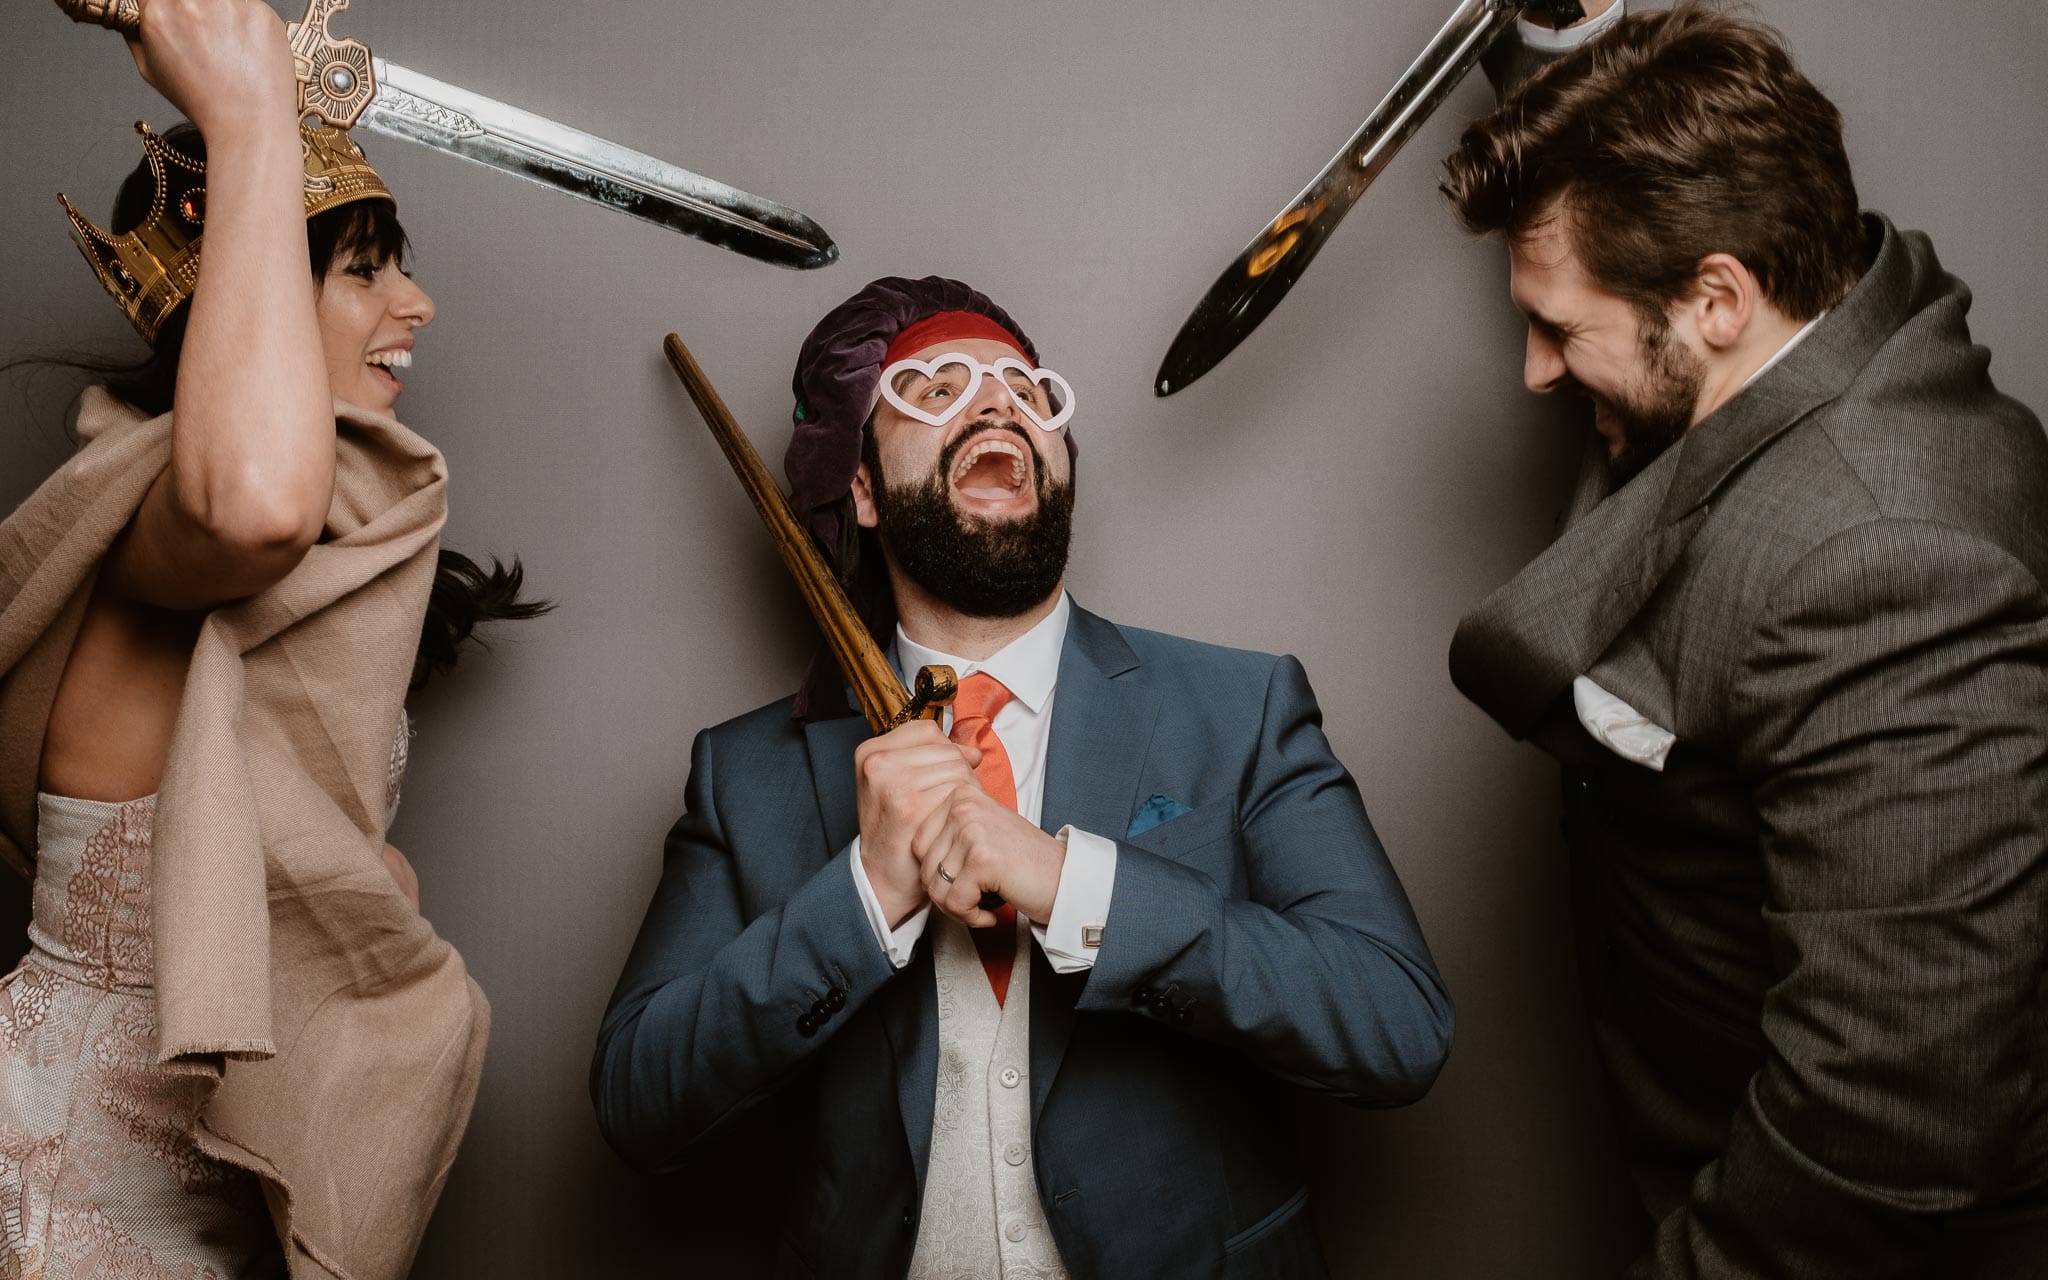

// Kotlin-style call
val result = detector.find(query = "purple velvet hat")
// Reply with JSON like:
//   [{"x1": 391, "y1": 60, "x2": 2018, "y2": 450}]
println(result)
[{"x1": 783, "y1": 276, "x2": 1078, "y2": 719}]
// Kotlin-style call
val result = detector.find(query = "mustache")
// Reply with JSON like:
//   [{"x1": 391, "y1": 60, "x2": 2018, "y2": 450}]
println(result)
[{"x1": 937, "y1": 420, "x2": 1043, "y2": 480}]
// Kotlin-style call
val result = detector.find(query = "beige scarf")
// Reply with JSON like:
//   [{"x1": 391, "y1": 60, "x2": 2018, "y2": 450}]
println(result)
[{"x1": 0, "y1": 389, "x2": 489, "y2": 1280}]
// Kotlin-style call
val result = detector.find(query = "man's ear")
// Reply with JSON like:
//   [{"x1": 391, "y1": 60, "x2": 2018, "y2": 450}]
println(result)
[
  {"x1": 851, "y1": 461, "x2": 879, "y2": 529},
  {"x1": 1686, "y1": 252, "x2": 1758, "y2": 354}
]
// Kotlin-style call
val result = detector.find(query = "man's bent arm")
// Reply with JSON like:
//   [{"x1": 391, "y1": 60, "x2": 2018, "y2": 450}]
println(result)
[
  {"x1": 1653, "y1": 521, "x2": 2048, "y2": 1278},
  {"x1": 590, "y1": 728, "x2": 898, "y2": 1174},
  {"x1": 1074, "y1": 655, "x2": 1456, "y2": 1105}
]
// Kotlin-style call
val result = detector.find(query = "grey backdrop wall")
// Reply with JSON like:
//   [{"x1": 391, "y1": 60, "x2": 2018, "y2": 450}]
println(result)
[{"x1": 4, "y1": 2, "x2": 2044, "y2": 1275}]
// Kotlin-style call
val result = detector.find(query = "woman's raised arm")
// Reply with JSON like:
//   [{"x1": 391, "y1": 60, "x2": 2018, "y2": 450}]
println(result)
[{"x1": 107, "y1": 0, "x2": 338, "y2": 609}]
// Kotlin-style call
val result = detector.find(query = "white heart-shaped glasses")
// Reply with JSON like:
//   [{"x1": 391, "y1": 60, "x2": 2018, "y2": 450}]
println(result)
[{"x1": 876, "y1": 352, "x2": 1076, "y2": 433}]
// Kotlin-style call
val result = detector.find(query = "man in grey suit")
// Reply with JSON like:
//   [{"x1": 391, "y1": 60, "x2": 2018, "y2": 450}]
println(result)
[
  {"x1": 591, "y1": 278, "x2": 1452, "y2": 1278},
  {"x1": 1445, "y1": 4, "x2": 2048, "y2": 1276}
]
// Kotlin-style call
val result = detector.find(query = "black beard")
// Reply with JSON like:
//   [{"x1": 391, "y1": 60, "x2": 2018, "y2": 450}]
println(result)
[
  {"x1": 1590, "y1": 315, "x2": 1706, "y2": 487},
  {"x1": 867, "y1": 422, "x2": 1075, "y2": 619}
]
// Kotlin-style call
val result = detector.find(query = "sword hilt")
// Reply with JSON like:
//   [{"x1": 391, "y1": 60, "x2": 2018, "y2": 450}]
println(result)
[
  {"x1": 884, "y1": 665, "x2": 960, "y2": 730},
  {"x1": 1526, "y1": 1, "x2": 1587, "y2": 27},
  {"x1": 55, "y1": 0, "x2": 141, "y2": 35},
  {"x1": 55, "y1": 0, "x2": 375, "y2": 129},
  {"x1": 287, "y1": 0, "x2": 376, "y2": 128}
]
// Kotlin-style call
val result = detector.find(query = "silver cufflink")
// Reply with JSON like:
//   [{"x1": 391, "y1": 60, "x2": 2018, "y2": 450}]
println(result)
[{"x1": 1081, "y1": 925, "x2": 1104, "y2": 949}]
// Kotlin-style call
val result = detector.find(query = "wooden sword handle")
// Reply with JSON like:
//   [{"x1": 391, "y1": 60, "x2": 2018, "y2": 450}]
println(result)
[{"x1": 663, "y1": 334, "x2": 955, "y2": 735}]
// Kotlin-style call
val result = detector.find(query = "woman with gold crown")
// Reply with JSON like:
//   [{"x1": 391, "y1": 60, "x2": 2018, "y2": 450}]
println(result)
[{"x1": 0, "y1": 1, "x2": 543, "y2": 1275}]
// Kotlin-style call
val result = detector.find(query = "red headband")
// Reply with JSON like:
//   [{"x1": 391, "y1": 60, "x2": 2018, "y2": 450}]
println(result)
[{"x1": 883, "y1": 310, "x2": 1030, "y2": 367}]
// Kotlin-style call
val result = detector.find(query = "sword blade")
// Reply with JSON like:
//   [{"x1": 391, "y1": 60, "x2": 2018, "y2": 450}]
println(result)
[
  {"x1": 361, "y1": 58, "x2": 839, "y2": 270},
  {"x1": 1153, "y1": 0, "x2": 1519, "y2": 396}
]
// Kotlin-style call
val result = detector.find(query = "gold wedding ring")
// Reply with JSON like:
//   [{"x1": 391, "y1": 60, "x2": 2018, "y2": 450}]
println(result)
[{"x1": 937, "y1": 865, "x2": 956, "y2": 884}]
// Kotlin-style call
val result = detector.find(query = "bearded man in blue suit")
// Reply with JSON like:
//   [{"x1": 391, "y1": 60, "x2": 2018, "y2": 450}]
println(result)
[{"x1": 591, "y1": 277, "x2": 1453, "y2": 1280}]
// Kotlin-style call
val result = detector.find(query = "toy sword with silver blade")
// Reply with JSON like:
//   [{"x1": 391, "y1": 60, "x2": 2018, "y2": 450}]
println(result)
[
  {"x1": 359, "y1": 59, "x2": 836, "y2": 269},
  {"x1": 55, "y1": 0, "x2": 840, "y2": 270},
  {"x1": 1153, "y1": 0, "x2": 1582, "y2": 396}
]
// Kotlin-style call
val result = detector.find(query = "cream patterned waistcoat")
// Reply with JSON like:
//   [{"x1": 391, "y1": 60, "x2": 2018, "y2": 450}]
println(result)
[{"x1": 909, "y1": 915, "x2": 1068, "y2": 1280}]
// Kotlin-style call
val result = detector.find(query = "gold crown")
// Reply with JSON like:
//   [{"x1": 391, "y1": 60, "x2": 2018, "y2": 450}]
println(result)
[{"x1": 59, "y1": 120, "x2": 396, "y2": 345}]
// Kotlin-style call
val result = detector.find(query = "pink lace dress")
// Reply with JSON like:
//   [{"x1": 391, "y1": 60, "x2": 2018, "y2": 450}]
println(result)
[
  {"x1": 0, "y1": 794, "x2": 280, "y2": 1279},
  {"x1": 0, "y1": 716, "x2": 411, "y2": 1279}
]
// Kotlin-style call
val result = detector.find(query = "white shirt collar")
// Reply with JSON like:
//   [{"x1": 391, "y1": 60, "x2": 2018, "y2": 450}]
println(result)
[
  {"x1": 1741, "y1": 311, "x2": 1827, "y2": 390},
  {"x1": 893, "y1": 592, "x2": 1071, "y2": 715}
]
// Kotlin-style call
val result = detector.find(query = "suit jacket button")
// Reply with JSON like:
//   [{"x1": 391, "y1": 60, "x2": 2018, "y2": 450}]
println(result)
[
  {"x1": 1133, "y1": 988, "x2": 1154, "y2": 1008},
  {"x1": 1173, "y1": 1006, "x2": 1193, "y2": 1027},
  {"x1": 810, "y1": 999, "x2": 830, "y2": 1018},
  {"x1": 825, "y1": 989, "x2": 846, "y2": 1012},
  {"x1": 797, "y1": 1015, "x2": 818, "y2": 1037}
]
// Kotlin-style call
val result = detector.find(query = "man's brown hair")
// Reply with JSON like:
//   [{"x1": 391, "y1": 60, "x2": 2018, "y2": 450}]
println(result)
[{"x1": 1442, "y1": 4, "x2": 1868, "y2": 323}]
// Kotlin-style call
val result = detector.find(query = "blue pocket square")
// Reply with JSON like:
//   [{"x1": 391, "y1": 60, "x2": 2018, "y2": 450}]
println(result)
[{"x1": 1127, "y1": 794, "x2": 1193, "y2": 839}]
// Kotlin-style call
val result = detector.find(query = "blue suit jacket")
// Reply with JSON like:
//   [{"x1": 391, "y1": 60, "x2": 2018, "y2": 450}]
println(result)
[{"x1": 592, "y1": 605, "x2": 1453, "y2": 1279}]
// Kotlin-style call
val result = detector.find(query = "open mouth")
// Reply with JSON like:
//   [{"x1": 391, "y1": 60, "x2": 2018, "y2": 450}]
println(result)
[
  {"x1": 1590, "y1": 399, "x2": 1626, "y2": 457},
  {"x1": 366, "y1": 347, "x2": 412, "y2": 394},
  {"x1": 950, "y1": 434, "x2": 1031, "y2": 504}
]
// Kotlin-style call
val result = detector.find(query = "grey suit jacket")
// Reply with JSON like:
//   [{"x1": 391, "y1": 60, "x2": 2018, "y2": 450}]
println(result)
[
  {"x1": 1451, "y1": 211, "x2": 2048, "y2": 1279},
  {"x1": 593, "y1": 605, "x2": 1452, "y2": 1279}
]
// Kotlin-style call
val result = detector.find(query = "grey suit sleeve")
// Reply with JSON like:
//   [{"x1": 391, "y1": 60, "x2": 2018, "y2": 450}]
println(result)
[
  {"x1": 1074, "y1": 655, "x2": 1455, "y2": 1105},
  {"x1": 589, "y1": 728, "x2": 896, "y2": 1174},
  {"x1": 1646, "y1": 520, "x2": 2048, "y2": 1279}
]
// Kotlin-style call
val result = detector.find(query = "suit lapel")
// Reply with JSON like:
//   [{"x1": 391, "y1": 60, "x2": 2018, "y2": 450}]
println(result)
[
  {"x1": 804, "y1": 707, "x2": 942, "y2": 1184},
  {"x1": 1039, "y1": 606, "x2": 1157, "y2": 839},
  {"x1": 1449, "y1": 446, "x2": 1704, "y2": 739},
  {"x1": 879, "y1": 942, "x2": 939, "y2": 1189},
  {"x1": 1031, "y1": 605, "x2": 1159, "y2": 1120},
  {"x1": 1658, "y1": 213, "x2": 1925, "y2": 527},
  {"x1": 804, "y1": 712, "x2": 867, "y2": 855}
]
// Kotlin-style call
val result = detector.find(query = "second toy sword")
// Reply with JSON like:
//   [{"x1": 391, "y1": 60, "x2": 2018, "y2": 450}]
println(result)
[{"x1": 55, "y1": 0, "x2": 840, "y2": 270}]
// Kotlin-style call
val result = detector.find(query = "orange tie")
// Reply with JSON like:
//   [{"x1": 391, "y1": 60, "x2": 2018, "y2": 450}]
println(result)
[{"x1": 950, "y1": 673, "x2": 1019, "y2": 1005}]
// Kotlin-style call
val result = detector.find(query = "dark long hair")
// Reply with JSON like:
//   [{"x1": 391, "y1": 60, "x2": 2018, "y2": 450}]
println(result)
[{"x1": 66, "y1": 124, "x2": 551, "y2": 690}]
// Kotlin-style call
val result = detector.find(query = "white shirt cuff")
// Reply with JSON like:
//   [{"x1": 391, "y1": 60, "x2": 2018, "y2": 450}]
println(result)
[
  {"x1": 1032, "y1": 827, "x2": 1117, "y2": 974},
  {"x1": 848, "y1": 836, "x2": 929, "y2": 969},
  {"x1": 1517, "y1": 0, "x2": 1625, "y2": 52}
]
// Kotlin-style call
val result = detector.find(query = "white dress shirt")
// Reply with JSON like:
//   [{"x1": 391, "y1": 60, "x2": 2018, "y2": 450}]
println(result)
[{"x1": 849, "y1": 592, "x2": 1117, "y2": 972}]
